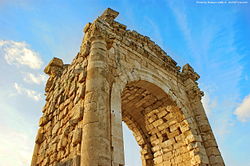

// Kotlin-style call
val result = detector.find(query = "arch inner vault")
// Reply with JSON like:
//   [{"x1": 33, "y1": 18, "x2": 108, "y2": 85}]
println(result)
[{"x1": 31, "y1": 8, "x2": 225, "y2": 166}]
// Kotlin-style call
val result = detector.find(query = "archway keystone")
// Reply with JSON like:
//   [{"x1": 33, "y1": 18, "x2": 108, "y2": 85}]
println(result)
[{"x1": 31, "y1": 8, "x2": 225, "y2": 166}]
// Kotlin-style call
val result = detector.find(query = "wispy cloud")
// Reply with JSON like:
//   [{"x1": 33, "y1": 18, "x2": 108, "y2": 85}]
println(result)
[
  {"x1": 165, "y1": 1, "x2": 244, "y2": 146},
  {"x1": 0, "y1": 0, "x2": 36, "y2": 11},
  {"x1": 170, "y1": 4, "x2": 191, "y2": 42},
  {"x1": 202, "y1": 91, "x2": 218, "y2": 115},
  {"x1": 0, "y1": 126, "x2": 34, "y2": 166},
  {"x1": 14, "y1": 82, "x2": 42, "y2": 101},
  {"x1": 23, "y1": 73, "x2": 47, "y2": 85},
  {"x1": 144, "y1": 17, "x2": 164, "y2": 47},
  {"x1": 213, "y1": 115, "x2": 235, "y2": 137},
  {"x1": 0, "y1": 40, "x2": 43, "y2": 69},
  {"x1": 166, "y1": 1, "x2": 197, "y2": 57},
  {"x1": 234, "y1": 94, "x2": 250, "y2": 122}
]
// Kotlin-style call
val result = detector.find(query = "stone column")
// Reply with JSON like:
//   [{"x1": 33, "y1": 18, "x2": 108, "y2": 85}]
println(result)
[
  {"x1": 182, "y1": 64, "x2": 225, "y2": 166},
  {"x1": 192, "y1": 99, "x2": 225, "y2": 166},
  {"x1": 110, "y1": 84, "x2": 125, "y2": 166},
  {"x1": 81, "y1": 38, "x2": 112, "y2": 166}
]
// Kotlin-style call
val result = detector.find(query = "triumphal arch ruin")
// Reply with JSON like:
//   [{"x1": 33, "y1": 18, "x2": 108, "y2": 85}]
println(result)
[{"x1": 31, "y1": 8, "x2": 225, "y2": 166}]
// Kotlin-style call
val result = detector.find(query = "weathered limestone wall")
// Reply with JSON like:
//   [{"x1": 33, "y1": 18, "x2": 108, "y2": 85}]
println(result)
[
  {"x1": 31, "y1": 8, "x2": 224, "y2": 166},
  {"x1": 31, "y1": 54, "x2": 87, "y2": 165}
]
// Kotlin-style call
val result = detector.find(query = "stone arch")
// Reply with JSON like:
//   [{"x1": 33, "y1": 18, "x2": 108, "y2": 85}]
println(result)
[
  {"x1": 121, "y1": 80, "x2": 180, "y2": 166},
  {"x1": 31, "y1": 8, "x2": 225, "y2": 166},
  {"x1": 111, "y1": 71, "x2": 207, "y2": 166}
]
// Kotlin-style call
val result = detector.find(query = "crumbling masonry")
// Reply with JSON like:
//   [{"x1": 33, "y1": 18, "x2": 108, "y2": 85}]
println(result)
[{"x1": 31, "y1": 8, "x2": 225, "y2": 166}]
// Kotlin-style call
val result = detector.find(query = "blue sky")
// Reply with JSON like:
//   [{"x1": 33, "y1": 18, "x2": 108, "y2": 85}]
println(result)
[{"x1": 0, "y1": 0, "x2": 249, "y2": 165}]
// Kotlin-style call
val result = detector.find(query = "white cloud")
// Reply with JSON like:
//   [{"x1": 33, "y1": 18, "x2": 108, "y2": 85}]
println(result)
[
  {"x1": 0, "y1": 40, "x2": 43, "y2": 69},
  {"x1": 0, "y1": 86, "x2": 39, "y2": 166},
  {"x1": 14, "y1": 82, "x2": 42, "y2": 101},
  {"x1": 23, "y1": 73, "x2": 47, "y2": 85},
  {"x1": 202, "y1": 92, "x2": 217, "y2": 115},
  {"x1": 0, "y1": 126, "x2": 34, "y2": 166},
  {"x1": 144, "y1": 17, "x2": 164, "y2": 48},
  {"x1": 234, "y1": 95, "x2": 250, "y2": 122},
  {"x1": 166, "y1": 1, "x2": 195, "y2": 53}
]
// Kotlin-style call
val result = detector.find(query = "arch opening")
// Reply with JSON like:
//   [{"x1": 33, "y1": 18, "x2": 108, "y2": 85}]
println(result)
[
  {"x1": 122, "y1": 122, "x2": 142, "y2": 166},
  {"x1": 121, "y1": 80, "x2": 194, "y2": 166}
]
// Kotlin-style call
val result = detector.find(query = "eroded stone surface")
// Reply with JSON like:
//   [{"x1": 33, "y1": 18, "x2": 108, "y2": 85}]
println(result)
[{"x1": 31, "y1": 8, "x2": 224, "y2": 166}]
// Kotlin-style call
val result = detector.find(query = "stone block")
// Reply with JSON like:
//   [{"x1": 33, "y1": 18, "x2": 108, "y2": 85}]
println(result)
[
  {"x1": 39, "y1": 115, "x2": 49, "y2": 127},
  {"x1": 35, "y1": 128, "x2": 44, "y2": 144},
  {"x1": 72, "y1": 128, "x2": 82, "y2": 146},
  {"x1": 78, "y1": 71, "x2": 87, "y2": 83},
  {"x1": 44, "y1": 57, "x2": 64, "y2": 76},
  {"x1": 52, "y1": 123, "x2": 60, "y2": 135}
]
